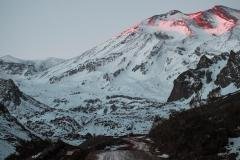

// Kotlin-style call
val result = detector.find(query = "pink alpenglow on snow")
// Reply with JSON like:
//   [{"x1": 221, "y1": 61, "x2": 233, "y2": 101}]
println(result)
[
  {"x1": 189, "y1": 12, "x2": 213, "y2": 29},
  {"x1": 147, "y1": 17, "x2": 192, "y2": 35},
  {"x1": 205, "y1": 14, "x2": 236, "y2": 35},
  {"x1": 156, "y1": 20, "x2": 192, "y2": 35},
  {"x1": 116, "y1": 24, "x2": 140, "y2": 38},
  {"x1": 114, "y1": 6, "x2": 239, "y2": 39}
]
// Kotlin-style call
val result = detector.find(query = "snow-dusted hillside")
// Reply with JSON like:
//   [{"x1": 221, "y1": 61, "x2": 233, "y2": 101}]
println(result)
[
  {"x1": 0, "y1": 102, "x2": 33, "y2": 159},
  {"x1": 0, "y1": 79, "x2": 87, "y2": 145},
  {"x1": 0, "y1": 55, "x2": 64, "y2": 79},
  {"x1": 0, "y1": 79, "x2": 188, "y2": 142},
  {"x1": 0, "y1": 55, "x2": 26, "y2": 64},
  {"x1": 0, "y1": 55, "x2": 64, "y2": 69}
]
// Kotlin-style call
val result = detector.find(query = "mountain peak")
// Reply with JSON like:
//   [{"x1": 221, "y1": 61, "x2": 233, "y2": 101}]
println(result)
[
  {"x1": 0, "y1": 55, "x2": 24, "y2": 63},
  {"x1": 168, "y1": 10, "x2": 182, "y2": 15},
  {"x1": 213, "y1": 5, "x2": 229, "y2": 9},
  {"x1": 117, "y1": 6, "x2": 239, "y2": 38},
  {"x1": 212, "y1": 5, "x2": 240, "y2": 12}
]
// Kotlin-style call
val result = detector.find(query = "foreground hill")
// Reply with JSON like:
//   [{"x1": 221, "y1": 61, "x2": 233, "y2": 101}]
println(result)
[
  {"x1": 150, "y1": 91, "x2": 240, "y2": 160},
  {"x1": 6, "y1": 91, "x2": 240, "y2": 160}
]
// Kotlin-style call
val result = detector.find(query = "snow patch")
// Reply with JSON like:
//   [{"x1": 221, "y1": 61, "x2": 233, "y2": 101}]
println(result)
[{"x1": 227, "y1": 137, "x2": 240, "y2": 160}]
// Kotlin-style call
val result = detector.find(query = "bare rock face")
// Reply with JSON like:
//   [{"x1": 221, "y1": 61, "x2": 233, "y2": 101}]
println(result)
[
  {"x1": 215, "y1": 50, "x2": 240, "y2": 88},
  {"x1": 0, "y1": 79, "x2": 22, "y2": 105},
  {"x1": 167, "y1": 70, "x2": 203, "y2": 102},
  {"x1": 167, "y1": 55, "x2": 214, "y2": 102},
  {"x1": 168, "y1": 51, "x2": 240, "y2": 102},
  {"x1": 24, "y1": 65, "x2": 38, "y2": 76},
  {"x1": 208, "y1": 87, "x2": 221, "y2": 99},
  {"x1": 196, "y1": 55, "x2": 213, "y2": 69},
  {"x1": 49, "y1": 52, "x2": 123, "y2": 83}
]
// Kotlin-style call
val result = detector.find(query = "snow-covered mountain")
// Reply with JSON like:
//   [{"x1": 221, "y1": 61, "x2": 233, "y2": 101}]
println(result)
[
  {"x1": 21, "y1": 5, "x2": 240, "y2": 105},
  {"x1": 0, "y1": 55, "x2": 25, "y2": 64},
  {"x1": 0, "y1": 55, "x2": 64, "y2": 67},
  {"x1": 1, "y1": 5, "x2": 240, "y2": 159},
  {"x1": 0, "y1": 55, "x2": 64, "y2": 78}
]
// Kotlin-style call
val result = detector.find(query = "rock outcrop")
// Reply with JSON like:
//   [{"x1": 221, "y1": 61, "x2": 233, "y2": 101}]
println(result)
[
  {"x1": 168, "y1": 51, "x2": 240, "y2": 102},
  {"x1": 215, "y1": 50, "x2": 240, "y2": 88},
  {"x1": 0, "y1": 79, "x2": 22, "y2": 105},
  {"x1": 167, "y1": 69, "x2": 203, "y2": 102}
]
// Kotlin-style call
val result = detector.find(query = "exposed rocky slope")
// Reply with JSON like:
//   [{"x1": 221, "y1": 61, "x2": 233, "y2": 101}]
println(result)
[
  {"x1": 0, "y1": 60, "x2": 37, "y2": 77},
  {"x1": 0, "y1": 55, "x2": 64, "y2": 78},
  {"x1": 168, "y1": 50, "x2": 240, "y2": 104},
  {"x1": 0, "y1": 103, "x2": 36, "y2": 159},
  {"x1": 0, "y1": 79, "x2": 86, "y2": 147},
  {"x1": 215, "y1": 51, "x2": 240, "y2": 88}
]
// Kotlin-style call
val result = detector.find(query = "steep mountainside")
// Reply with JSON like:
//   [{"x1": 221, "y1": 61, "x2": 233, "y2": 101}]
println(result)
[
  {"x1": 13, "y1": 5, "x2": 240, "y2": 108},
  {"x1": 168, "y1": 50, "x2": 240, "y2": 105},
  {"x1": 0, "y1": 103, "x2": 34, "y2": 159},
  {"x1": 0, "y1": 79, "x2": 89, "y2": 145}
]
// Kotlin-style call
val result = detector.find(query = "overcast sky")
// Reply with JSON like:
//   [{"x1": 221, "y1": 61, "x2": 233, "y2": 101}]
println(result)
[{"x1": 0, "y1": 0, "x2": 239, "y2": 60}]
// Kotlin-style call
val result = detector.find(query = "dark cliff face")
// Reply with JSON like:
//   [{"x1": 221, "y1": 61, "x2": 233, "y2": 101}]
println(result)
[
  {"x1": 167, "y1": 54, "x2": 215, "y2": 102},
  {"x1": 196, "y1": 55, "x2": 213, "y2": 69},
  {"x1": 0, "y1": 79, "x2": 22, "y2": 105},
  {"x1": 167, "y1": 51, "x2": 240, "y2": 102},
  {"x1": 167, "y1": 69, "x2": 203, "y2": 102},
  {"x1": 215, "y1": 51, "x2": 240, "y2": 88}
]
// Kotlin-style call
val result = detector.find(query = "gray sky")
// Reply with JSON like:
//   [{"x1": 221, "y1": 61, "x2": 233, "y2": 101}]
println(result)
[{"x1": 0, "y1": 0, "x2": 239, "y2": 60}]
